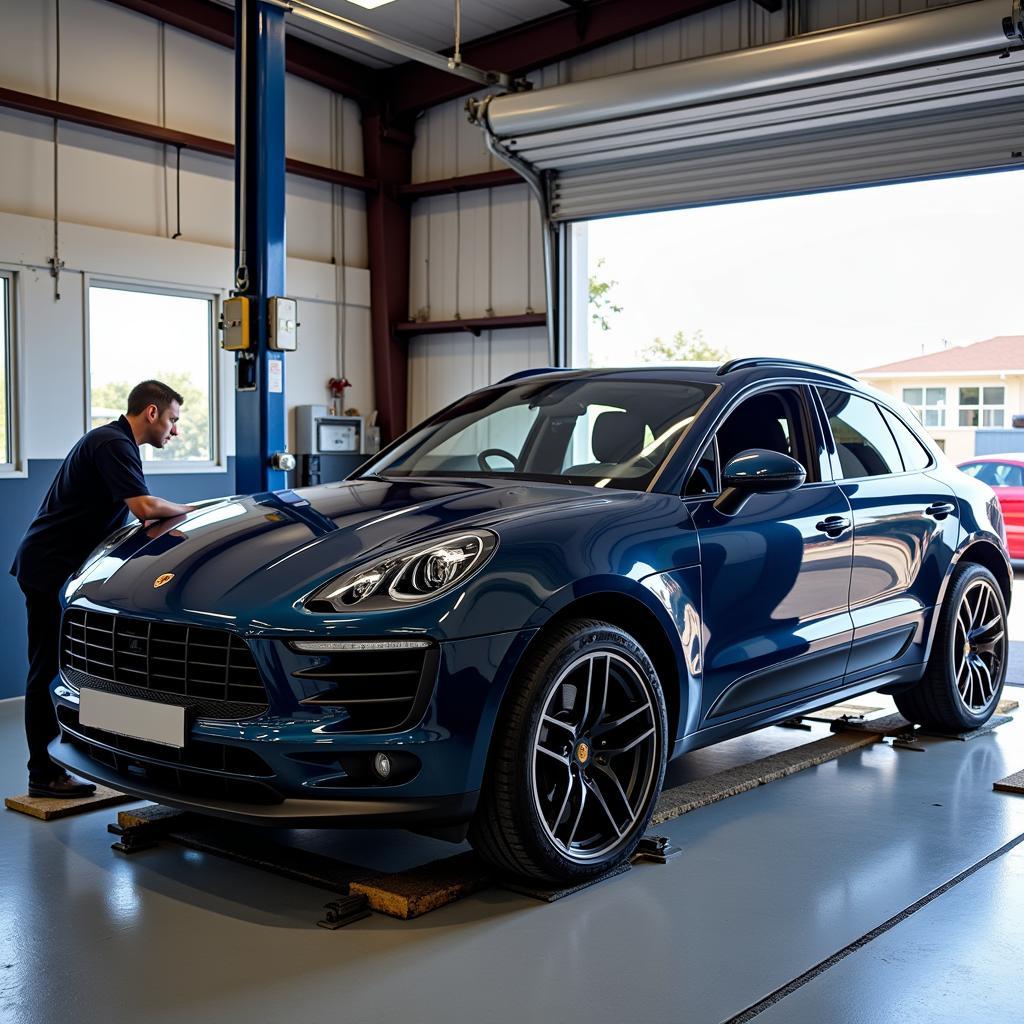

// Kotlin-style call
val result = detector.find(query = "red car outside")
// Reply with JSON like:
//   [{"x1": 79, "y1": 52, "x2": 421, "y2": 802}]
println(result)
[{"x1": 958, "y1": 454, "x2": 1024, "y2": 559}]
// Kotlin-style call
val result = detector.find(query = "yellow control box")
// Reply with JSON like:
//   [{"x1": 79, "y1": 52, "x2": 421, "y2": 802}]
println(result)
[{"x1": 220, "y1": 296, "x2": 250, "y2": 351}]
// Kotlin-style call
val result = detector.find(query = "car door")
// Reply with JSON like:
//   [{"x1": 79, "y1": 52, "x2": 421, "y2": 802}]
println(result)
[
  {"x1": 816, "y1": 387, "x2": 960, "y2": 685},
  {"x1": 686, "y1": 385, "x2": 855, "y2": 724},
  {"x1": 990, "y1": 463, "x2": 1024, "y2": 559},
  {"x1": 961, "y1": 460, "x2": 1024, "y2": 558}
]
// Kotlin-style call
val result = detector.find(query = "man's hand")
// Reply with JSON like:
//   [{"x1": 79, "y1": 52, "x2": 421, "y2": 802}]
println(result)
[{"x1": 125, "y1": 495, "x2": 196, "y2": 521}]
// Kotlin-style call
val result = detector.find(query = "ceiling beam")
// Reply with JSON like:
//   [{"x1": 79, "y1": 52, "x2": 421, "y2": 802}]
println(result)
[
  {"x1": 385, "y1": 0, "x2": 731, "y2": 116},
  {"x1": 105, "y1": 0, "x2": 377, "y2": 102}
]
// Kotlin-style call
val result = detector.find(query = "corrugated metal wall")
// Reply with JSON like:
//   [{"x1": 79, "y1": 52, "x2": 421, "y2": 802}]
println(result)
[
  {"x1": 0, "y1": 0, "x2": 374, "y2": 442},
  {"x1": 406, "y1": 0, "x2": 962, "y2": 422}
]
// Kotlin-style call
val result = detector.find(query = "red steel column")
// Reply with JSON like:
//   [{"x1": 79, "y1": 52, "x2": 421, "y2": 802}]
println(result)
[{"x1": 362, "y1": 108, "x2": 415, "y2": 444}]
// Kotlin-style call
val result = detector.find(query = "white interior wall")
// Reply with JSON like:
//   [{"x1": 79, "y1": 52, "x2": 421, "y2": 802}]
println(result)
[
  {"x1": 0, "y1": 0, "x2": 371, "y2": 469},
  {"x1": 405, "y1": 0, "x2": 963, "y2": 422}
]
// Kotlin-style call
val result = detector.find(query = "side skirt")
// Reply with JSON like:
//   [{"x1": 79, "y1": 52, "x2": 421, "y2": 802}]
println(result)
[{"x1": 672, "y1": 663, "x2": 926, "y2": 758}]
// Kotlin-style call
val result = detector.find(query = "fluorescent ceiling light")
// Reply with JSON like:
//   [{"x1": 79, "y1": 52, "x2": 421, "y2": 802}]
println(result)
[{"x1": 343, "y1": 0, "x2": 399, "y2": 8}]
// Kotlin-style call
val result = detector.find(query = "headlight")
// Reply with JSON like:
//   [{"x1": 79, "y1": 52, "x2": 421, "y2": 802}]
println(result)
[{"x1": 306, "y1": 530, "x2": 498, "y2": 612}]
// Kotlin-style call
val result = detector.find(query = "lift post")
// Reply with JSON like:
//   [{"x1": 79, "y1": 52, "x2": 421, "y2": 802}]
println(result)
[{"x1": 233, "y1": 0, "x2": 289, "y2": 494}]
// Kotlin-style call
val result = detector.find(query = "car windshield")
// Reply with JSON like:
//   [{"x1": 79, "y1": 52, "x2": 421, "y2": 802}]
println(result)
[{"x1": 365, "y1": 376, "x2": 715, "y2": 491}]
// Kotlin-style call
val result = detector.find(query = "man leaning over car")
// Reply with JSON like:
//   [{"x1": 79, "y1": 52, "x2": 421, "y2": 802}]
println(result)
[{"x1": 10, "y1": 379, "x2": 196, "y2": 798}]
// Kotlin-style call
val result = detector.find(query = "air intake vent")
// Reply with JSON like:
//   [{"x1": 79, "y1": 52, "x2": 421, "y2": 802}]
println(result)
[
  {"x1": 62, "y1": 608, "x2": 267, "y2": 709},
  {"x1": 292, "y1": 645, "x2": 438, "y2": 732}
]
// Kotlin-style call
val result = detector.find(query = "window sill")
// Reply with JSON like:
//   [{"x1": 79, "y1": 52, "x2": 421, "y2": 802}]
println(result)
[
  {"x1": 141, "y1": 463, "x2": 228, "y2": 476},
  {"x1": 0, "y1": 465, "x2": 28, "y2": 480}
]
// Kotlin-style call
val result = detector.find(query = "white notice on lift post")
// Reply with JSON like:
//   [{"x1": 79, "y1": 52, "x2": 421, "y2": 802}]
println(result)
[{"x1": 268, "y1": 358, "x2": 283, "y2": 393}]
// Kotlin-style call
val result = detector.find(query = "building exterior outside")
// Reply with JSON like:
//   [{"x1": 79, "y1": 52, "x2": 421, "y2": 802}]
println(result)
[{"x1": 859, "y1": 336, "x2": 1024, "y2": 463}]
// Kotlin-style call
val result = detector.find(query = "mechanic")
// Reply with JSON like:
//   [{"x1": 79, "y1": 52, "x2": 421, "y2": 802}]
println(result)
[{"x1": 10, "y1": 380, "x2": 196, "y2": 798}]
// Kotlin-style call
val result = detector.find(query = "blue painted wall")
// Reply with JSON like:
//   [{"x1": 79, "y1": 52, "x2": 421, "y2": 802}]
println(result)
[{"x1": 0, "y1": 458, "x2": 236, "y2": 700}]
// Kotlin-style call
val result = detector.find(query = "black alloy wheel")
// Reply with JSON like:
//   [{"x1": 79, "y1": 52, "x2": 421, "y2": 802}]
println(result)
[
  {"x1": 895, "y1": 561, "x2": 1008, "y2": 732},
  {"x1": 470, "y1": 619, "x2": 668, "y2": 883}
]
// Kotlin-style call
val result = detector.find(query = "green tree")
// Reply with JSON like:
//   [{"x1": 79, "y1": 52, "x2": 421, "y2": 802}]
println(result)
[
  {"x1": 91, "y1": 371, "x2": 210, "y2": 461},
  {"x1": 639, "y1": 330, "x2": 728, "y2": 365},
  {"x1": 588, "y1": 257, "x2": 623, "y2": 332}
]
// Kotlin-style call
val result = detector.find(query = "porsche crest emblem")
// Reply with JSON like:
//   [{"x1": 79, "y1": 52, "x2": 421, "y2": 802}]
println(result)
[
  {"x1": 576, "y1": 741, "x2": 590, "y2": 764},
  {"x1": 153, "y1": 573, "x2": 175, "y2": 589}
]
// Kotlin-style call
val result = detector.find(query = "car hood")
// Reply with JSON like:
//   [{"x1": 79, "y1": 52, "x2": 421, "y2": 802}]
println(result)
[{"x1": 66, "y1": 477, "x2": 630, "y2": 620}]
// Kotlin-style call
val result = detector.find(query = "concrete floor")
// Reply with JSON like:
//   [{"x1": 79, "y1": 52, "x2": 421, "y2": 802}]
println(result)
[
  {"x1": 2, "y1": 570, "x2": 1023, "y2": 1024},
  {"x1": 3, "y1": 699, "x2": 1024, "y2": 1024}
]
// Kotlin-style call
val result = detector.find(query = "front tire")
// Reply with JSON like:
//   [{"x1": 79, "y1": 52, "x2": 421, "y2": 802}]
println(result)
[
  {"x1": 895, "y1": 562, "x2": 1008, "y2": 732},
  {"x1": 470, "y1": 619, "x2": 668, "y2": 883}
]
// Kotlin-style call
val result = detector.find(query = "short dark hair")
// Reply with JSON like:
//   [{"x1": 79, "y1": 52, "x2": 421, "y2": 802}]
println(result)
[{"x1": 126, "y1": 380, "x2": 184, "y2": 416}]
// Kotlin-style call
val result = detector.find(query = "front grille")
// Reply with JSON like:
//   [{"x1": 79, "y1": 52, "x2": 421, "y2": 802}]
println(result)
[
  {"x1": 62, "y1": 608, "x2": 267, "y2": 708},
  {"x1": 293, "y1": 646, "x2": 439, "y2": 732}
]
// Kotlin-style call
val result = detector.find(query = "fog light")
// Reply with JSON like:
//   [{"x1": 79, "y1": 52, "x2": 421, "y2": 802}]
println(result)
[{"x1": 374, "y1": 752, "x2": 392, "y2": 780}]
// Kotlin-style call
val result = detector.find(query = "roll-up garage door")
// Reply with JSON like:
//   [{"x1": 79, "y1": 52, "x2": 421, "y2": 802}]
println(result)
[{"x1": 470, "y1": 0, "x2": 1024, "y2": 221}]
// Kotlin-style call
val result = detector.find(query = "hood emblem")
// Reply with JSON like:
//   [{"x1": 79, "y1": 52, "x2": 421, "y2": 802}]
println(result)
[{"x1": 153, "y1": 573, "x2": 175, "y2": 589}]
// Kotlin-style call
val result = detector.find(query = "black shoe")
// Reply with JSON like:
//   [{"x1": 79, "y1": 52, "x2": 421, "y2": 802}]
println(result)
[{"x1": 28, "y1": 772, "x2": 97, "y2": 799}]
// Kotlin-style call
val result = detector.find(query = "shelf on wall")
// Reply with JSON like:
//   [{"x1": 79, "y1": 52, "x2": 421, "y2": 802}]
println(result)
[{"x1": 394, "y1": 314, "x2": 547, "y2": 338}]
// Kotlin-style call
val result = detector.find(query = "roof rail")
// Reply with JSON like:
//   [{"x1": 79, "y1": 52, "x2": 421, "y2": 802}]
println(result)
[
  {"x1": 716, "y1": 357, "x2": 858, "y2": 382},
  {"x1": 498, "y1": 366, "x2": 562, "y2": 384}
]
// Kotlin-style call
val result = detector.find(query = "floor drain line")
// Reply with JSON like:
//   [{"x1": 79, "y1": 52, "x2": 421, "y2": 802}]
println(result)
[{"x1": 724, "y1": 828, "x2": 1024, "y2": 1024}]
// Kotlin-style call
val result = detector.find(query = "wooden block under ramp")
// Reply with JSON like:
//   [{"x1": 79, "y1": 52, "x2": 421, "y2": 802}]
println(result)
[
  {"x1": 5, "y1": 784, "x2": 133, "y2": 821},
  {"x1": 998, "y1": 698, "x2": 1019, "y2": 714},
  {"x1": 804, "y1": 702, "x2": 883, "y2": 722},
  {"x1": 993, "y1": 768, "x2": 1024, "y2": 795},
  {"x1": 117, "y1": 803, "x2": 190, "y2": 829},
  {"x1": 349, "y1": 852, "x2": 492, "y2": 919}
]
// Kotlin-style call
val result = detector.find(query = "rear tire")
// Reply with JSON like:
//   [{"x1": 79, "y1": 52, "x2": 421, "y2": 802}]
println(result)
[
  {"x1": 469, "y1": 618, "x2": 668, "y2": 883},
  {"x1": 894, "y1": 562, "x2": 1008, "y2": 732}
]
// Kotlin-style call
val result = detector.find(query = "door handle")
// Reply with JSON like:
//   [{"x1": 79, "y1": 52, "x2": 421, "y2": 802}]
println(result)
[
  {"x1": 925, "y1": 502, "x2": 956, "y2": 519},
  {"x1": 815, "y1": 515, "x2": 850, "y2": 536}
]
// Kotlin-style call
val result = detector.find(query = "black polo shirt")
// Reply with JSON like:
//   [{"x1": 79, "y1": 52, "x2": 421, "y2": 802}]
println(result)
[{"x1": 11, "y1": 416, "x2": 150, "y2": 591}]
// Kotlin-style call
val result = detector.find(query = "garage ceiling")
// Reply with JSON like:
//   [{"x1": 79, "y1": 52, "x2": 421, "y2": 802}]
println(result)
[{"x1": 280, "y1": 0, "x2": 571, "y2": 69}]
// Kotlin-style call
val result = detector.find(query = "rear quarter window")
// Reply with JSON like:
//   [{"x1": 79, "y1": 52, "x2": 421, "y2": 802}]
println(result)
[{"x1": 881, "y1": 408, "x2": 932, "y2": 472}]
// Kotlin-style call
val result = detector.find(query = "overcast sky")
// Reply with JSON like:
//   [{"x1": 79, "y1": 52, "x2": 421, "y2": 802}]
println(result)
[{"x1": 585, "y1": 168, "x2": 1024, "y2": 374}]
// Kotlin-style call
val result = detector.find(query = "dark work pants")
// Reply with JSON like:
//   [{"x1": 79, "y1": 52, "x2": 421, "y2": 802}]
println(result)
[{"x1": 20, "y1": 582, "x2": 62, "y2": 780}]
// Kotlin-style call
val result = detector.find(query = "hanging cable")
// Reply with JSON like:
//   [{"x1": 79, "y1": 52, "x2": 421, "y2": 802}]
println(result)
[
  {"x1": 450, "y1": 0, "x2": 462, "y2": 69},
  {"x1": 172, "y1": 145, "x2": 183, "y2": 239},
  {"x1": 49, "y1": 0, "x2": 64, "y2": 301}
]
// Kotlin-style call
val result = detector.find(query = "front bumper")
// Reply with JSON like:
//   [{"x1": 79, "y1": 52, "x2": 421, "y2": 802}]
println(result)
[
  {"x1": 49, "y1": 736, "x2": 478, "y2": 827},
  {"x1": 51, "y1": 627, "x2": 533, "y2": 827}
]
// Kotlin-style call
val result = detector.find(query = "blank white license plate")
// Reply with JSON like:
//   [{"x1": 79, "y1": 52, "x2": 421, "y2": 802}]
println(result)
[{"x1": 79, "y1": 688, "x2": 186, "y2": 749}]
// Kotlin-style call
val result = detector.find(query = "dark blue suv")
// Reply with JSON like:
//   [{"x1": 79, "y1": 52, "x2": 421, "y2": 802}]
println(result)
[{"x1": 51, "y1": 360, "x2": 1011, "y2": 882}]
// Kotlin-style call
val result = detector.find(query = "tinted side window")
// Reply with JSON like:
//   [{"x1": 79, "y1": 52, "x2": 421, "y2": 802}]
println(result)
[
  {"x1": 881, "y1": 409, "x2": 932, "y2": 472},
  {"x1": 993, "y1": 463, "x2": 1024, "y2": 487},
  {"x1": 684, "y1": 439, "x2": 719, "y2": 496},
  {"x1": 818, "y1": 388, "x2": 902, "y2": 479},
  {"x1": 964, "y1": 461, "x2": 1023, "y2": 487}
]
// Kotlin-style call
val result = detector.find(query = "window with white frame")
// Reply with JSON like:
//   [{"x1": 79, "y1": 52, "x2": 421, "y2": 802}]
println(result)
[
  {"x1": 902, "y1": 386, "x2": 947, "y2": 427},
  {"x1": 87, "y1": 284, "x2": 216, "y2": 464},
  {"x1": 958, "y1": 385, "x2": 1005, "y2": 428},
  {"x1": 0, "y1": 272, "x2": 12, "y2": 467}
]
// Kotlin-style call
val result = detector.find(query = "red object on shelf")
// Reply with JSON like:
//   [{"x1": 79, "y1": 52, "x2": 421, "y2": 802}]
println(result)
[{"x1": 328, "y1": 377, "x2": 351, "y2": 400}]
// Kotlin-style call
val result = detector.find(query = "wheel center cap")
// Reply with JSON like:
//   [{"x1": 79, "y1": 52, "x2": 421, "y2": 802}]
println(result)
[
  {"x1": 963, "y1": 641, "x2": 972, "y2": 658},
  {"x1": 575, "y1": 741, "x2": 590, "y2": 765}
]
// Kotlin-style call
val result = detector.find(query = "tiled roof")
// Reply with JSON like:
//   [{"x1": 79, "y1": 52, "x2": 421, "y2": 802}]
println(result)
[{"x1": 859, "y1": 336, "x2": 1024, "y2": 375}]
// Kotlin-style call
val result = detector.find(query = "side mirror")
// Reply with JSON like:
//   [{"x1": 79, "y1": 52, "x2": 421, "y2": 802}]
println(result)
[{"x1": 714, "y1": 449, "x2": 806, "y2": 516}]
